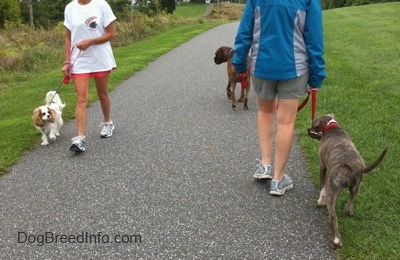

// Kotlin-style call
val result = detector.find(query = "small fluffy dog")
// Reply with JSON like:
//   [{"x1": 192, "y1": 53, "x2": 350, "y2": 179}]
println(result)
[
  {"x1": 308, "y1": 114, "x2": 387, "y2": 249},
  {"x1": 32, "y1": 91, "x2": 65, "y2": 145}
]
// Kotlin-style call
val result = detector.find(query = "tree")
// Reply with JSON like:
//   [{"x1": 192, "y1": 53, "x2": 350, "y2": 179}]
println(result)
[
  {"x1": 107, "y1": 0, "x2": 132, "y2": 18},
  {"x1": 160, "y1": 0, "x2": 175, "y2": 14},
  {"x1": 19, "y1": 0, "x2": 68, "y2": 28},
  {"x1": 0, "y1": 0, "x2": 21, "y2": 29}
]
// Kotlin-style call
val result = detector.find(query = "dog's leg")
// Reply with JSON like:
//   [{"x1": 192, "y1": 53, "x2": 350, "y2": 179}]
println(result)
[
  {"x1": 318, "y1": 164, "x2": 327, "y2": 206},
  {"x1": 37, "y1": 128, "x2": 49, "y2": 146},
  {"x1": 326, "y1": 183, "x2": 343, "y2": 249},
  {"x1": 230, "y1": 80, "x2": 237, "y2": 110},
  {"x1": 226, "y1": 80, "x2": 232, "y2": 100},
  {"x1": 344, "y1": 179, "x2": 362, "y2": 216},
  {"x1": 318, "y1": 187, "x2": 326, "y2": 206},
  {"x1": 41, "y1": 134, "x2": 49, "y2": 145},
  {"x1": 243, "y1": 77, "x2": 250, "y2": 110},
  {"x1": 48, "y1": 124, "x2": 57, "y2": 141},
  {"x1": 238, "y1": 88, "x2": 244, "y2": 103},
  {"x1": 56, "y1": 115, "x2": 63, "y2": 137}
]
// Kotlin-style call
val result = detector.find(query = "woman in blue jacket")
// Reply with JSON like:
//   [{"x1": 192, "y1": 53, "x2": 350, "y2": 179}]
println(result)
[{"x1": 233, "y1": 0, "x2": 326, "y2": 195}]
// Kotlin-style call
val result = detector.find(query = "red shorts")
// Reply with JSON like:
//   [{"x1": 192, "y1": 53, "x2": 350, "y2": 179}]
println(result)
[{"x1": 71, "y1": 71, "x2": 111, "y2": 78}]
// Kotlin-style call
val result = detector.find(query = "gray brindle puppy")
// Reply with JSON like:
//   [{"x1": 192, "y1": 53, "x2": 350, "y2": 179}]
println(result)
[{"x1": 308, "y1": 114, "x2": 387, "y2": 249}]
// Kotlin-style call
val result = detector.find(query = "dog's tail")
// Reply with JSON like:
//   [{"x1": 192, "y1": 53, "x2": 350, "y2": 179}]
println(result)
[
  {"x1": 363, "y1": 148, "x2": 388, "y2": 174},
  {"x1": 45, "y1": 92, "x2": 56, "y2": 106}
]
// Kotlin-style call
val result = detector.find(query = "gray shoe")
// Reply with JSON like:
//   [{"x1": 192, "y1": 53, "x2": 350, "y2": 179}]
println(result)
[
  {"x1": 270, "y1": 174, "x2": 293, "y2": 196},
  {"x1": 70, "y1": 136, "x2": 86, "y2": 153},
  {"x1": 253, "y1": 161, "x2": 273, "y2": 179},
  {"x1": 100, "y1": 121, "x2": 114, "y2": 138}
]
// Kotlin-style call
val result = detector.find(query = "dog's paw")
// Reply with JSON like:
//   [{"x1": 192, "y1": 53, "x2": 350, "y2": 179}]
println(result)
[
  {"x1": 55, "y1": 132, "x2": 60, "y2": 137},
  {"x1": 317, "y1": 189, "x2": 326, "y2": 206},
  {"x1": 49, "y1": 135, "x2": 57, "y2": 141},
  {"x1": 331, "y1": 238, "x2": 342, "y2": 250},
  {"x1": 41, "y1": 141, "x2": 49, "y2": 145},
  {"x1": 344, "y1": 203, "x2": 354, "y2": 216}
]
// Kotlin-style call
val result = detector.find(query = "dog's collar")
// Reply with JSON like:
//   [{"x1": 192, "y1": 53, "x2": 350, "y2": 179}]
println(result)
[
  {"x1": 227, "y1": 48, "x2": 235, "y2": 59},
  {"x1": 323, "y1": 119, "x2": 340, "y2": 133}
]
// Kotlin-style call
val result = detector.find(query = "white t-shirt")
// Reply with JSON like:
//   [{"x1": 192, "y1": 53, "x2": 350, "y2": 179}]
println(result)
[{"x1": 64, "y1": 0, "x2": 117, "y2": 74}]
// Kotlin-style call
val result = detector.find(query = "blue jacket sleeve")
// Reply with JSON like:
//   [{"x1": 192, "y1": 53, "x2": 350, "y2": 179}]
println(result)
[
  {"x1": 232, "y1": 0, "x2": 255, "y2": 73},
  {"x1": 304, "y1": 0, "x2": 327, "y2": 88}
]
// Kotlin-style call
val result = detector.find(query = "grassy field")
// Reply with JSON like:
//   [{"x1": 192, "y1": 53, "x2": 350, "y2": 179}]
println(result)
[
  {"x1": 173, "y1": 2, "x2": 208, "y2": 18},
  {"x1": 0, "y1": 2, "x2": 399, "y2": 259}
]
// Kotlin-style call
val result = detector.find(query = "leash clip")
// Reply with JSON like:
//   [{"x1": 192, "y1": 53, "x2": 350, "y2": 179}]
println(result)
[
  {"x1": 310, "y1": 130, "x2": 322, "y2": 137},
  {"x1": 307, "y1": 127, "x2": 322, "y2": 140}
]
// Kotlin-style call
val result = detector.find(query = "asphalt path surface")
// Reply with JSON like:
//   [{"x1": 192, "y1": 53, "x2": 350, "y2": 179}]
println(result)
[{"x1": 0, "y1": 23, "x2": 336, "y2": 259}]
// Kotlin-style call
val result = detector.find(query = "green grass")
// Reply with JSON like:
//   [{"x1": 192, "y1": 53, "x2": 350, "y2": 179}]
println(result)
[
  {"x1": 296, "y1": 3, "x2": 400, "y2": 259},
  {"x1": 0, "y1": 22, "x2": 222, "y2": 174},
  {"x1": 174, "y1": 3, "x2": 208, "y2": 18}
]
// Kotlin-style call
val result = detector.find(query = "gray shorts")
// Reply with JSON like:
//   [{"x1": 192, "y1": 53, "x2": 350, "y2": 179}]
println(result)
[{"x1": 252, "y1": 73, "x2": 309, "y2": 100}]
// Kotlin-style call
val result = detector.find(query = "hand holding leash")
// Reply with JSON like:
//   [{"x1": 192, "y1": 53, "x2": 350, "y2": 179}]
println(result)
[
  {"x1": 62, "y1": 62, "x2": 71, "y2": 84},
  {"x1": 61, "y1": 46, "x2": 81, "y2": 85},
  {"x1": 236, "y1": 71, "x2": 248, "y2": 78}
]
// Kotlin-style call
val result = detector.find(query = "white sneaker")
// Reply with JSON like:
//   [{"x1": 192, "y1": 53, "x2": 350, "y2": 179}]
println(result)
[
  {"x1": 253, "y1": 161, "x2": 273, "y2": 179},
  {"x1": 100, "y1": 121, "x2": 114, "y2": 138},
  {"x1": 70, "y1": 136, "x2": 86, "y2": 153},
  {"x1": 270, "y1": 174, "x2": 294, "y2": 196}
]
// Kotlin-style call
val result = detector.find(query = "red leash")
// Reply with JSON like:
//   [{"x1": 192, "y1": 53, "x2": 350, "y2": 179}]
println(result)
[
  {"x1": 311, "y1": 89, "x2": 317, "y2": 126},
  {"x1": 298, "y1": 89, "x2": 317, "y2": 126},
  {"x1": 297, "y1": 89, "x2": 317, "y2": 127}
]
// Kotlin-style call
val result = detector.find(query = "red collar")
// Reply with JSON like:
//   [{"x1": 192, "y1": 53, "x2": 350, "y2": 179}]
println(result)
[{"x1": 323, "y1": 120, "x2": 340, "y2": 133}]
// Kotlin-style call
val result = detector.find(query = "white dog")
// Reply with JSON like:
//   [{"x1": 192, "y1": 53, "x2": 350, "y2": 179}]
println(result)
[{"x1": 32, "y1": 91, "x2": 65, "y2": 145}]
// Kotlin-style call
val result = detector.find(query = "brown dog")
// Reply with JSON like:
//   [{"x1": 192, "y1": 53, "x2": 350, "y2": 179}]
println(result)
[
  {"x1": 308, "y1": 114, "x2": 387, "y2": 249},
  {"x1": 214, "y1": 46, "x2": 251, "y2": 110}
]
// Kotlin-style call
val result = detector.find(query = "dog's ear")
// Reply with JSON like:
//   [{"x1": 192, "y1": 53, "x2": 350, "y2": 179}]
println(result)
[
  {"x1": 48, "y1": 108, "x2": 56, "y2": 123},
  {"x1": 327, "y1": 113, "x2": 336, "y2": 120},
  {"x1": 33, "y1": 109, "x2": 45, "y2": 127}
]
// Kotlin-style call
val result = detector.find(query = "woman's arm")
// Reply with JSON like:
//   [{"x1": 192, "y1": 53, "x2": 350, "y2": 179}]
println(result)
[{"x1": 76, "y1": 21, "x2": 116, "y2": 51}]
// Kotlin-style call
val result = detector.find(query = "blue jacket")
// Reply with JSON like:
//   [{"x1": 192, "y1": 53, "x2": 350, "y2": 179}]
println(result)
[{"x1": 232, "y1": 0, "x2": 326, "y2": 88}]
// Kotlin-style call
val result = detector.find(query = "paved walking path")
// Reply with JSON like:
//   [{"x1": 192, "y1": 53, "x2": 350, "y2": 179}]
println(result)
[{"x1": 0, "y1": 23, "x2": 335, "y2": 259}]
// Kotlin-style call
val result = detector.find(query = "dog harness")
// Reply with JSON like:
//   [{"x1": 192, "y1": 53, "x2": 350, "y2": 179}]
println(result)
[{"x1": 227, "y1": 48, "x2": 235, "y2": 59}]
